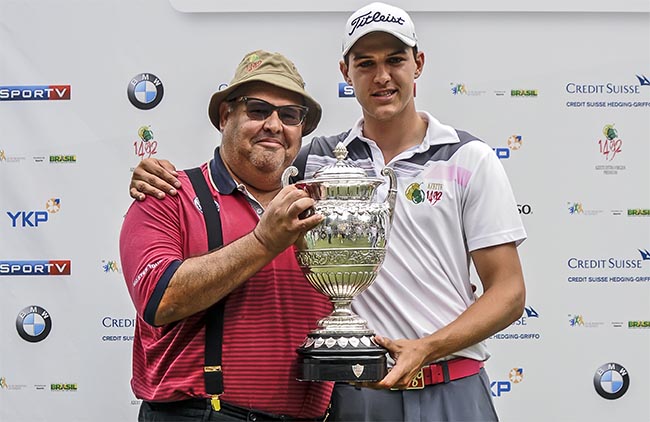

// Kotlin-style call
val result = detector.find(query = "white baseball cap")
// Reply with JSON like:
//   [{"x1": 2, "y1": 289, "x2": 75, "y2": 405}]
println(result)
[{"x1": 342, "y1": 2, "x2": 418, "y2": 56}]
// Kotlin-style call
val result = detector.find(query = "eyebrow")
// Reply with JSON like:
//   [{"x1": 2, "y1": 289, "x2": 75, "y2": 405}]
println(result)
[{"x1": 351, "y1": 48, "x2": 409, "y2": 61}]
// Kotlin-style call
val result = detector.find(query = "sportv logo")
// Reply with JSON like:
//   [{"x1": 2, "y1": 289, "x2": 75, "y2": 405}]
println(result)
[
  {"x1": 0, "y1": 260, "x2": 71, "y2": 275},
  {"x1": 0, "y1": 85, "x2": 71, "y2": 101}
]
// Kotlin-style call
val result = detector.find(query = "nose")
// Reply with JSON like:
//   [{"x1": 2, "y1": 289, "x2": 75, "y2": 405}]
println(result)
[
  {"x1": 374, "y1": 63, "x2": 390, "y2": 85},
  {"x1": 262, "y1": 110, "x2": 283, "y2": 133}
]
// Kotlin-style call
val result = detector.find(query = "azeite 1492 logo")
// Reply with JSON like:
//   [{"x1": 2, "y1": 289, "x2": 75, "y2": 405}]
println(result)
[
  {"x1": 127, "y1": 73, "x2": 164, "y2": 110},
  {"x1": 133, "y1": 125, "x2": 158, "y2": 160},
  {"x1": 404, "y1": 182, "x2": 443, "y2": 205},
  {"x1": 0, "y1": 260, "x2": 71, "y2": 276},
  {"x1": 594, "y1": 362, "x2": 630, "y2": 399},
  {"x1": 0, "y1": 85, "x2": 71, "y2": 101},
  {"x1": 598, "y1": 124, "x2": 622, "y2": 162},
  {"x1": 16, "y1": 306, "x2": 52, "y2": 342}
]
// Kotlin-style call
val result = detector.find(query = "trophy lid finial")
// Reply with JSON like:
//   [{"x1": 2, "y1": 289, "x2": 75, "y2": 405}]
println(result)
[
  {"x1": 334, "y1": 142, "x2": 349, "y2": 162},
  {"x1": 313, "y1": 142, "x2": 368, "y2": 179}
]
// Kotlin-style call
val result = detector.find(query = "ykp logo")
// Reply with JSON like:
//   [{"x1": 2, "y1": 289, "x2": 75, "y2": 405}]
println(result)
[
  {"x1": 6, "y1": 198, "x2": 60, "y2": 227},
  {"x1": 7, "y1": 210, "x2": 48, "y2": 227},
  {"x1": 491, "y1": 367, "x2": 524, "y2": 397}
]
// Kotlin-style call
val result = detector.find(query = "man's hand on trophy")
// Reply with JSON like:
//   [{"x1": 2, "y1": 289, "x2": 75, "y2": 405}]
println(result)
[
  {"x1": 253, "y1": 185, "x2": 323, "y2": 255},
  {"x1": 354, "y1": 335, "x2": 430, "y2": 390},
  {"x1": 130, "y1": 158, "x2": 181, "y2": 201}
]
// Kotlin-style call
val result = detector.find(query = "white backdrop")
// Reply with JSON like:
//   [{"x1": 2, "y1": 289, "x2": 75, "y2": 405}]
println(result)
[{"x1": 1, "y1": 1, "x2": 649, "y2": 421}]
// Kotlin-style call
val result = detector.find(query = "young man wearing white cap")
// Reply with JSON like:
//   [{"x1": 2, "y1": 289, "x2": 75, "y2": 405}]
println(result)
[
  {"x1": 299, "y1": 3, "x2": 526, "y2": 420},
  {"x1": 129, "y1": 3, "x2": 526, "y2": 421}
]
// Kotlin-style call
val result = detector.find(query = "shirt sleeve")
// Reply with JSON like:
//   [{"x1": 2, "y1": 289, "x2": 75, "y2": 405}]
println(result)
[
  {"x1": 119, "y1": 193, "x2": 184, "y2": 323},
  {"x1": 461, "y1": 141, "x2": 527, "y2": 252}
]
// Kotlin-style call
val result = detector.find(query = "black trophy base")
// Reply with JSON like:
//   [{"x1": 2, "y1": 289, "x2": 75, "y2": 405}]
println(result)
[{"x1": 296, "y1": 333, "x2": 388, "y2": 382}]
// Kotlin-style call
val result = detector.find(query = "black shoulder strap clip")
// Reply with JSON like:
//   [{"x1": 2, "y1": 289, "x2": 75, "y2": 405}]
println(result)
[{"x1": 185, "y1": 166, "x2": 225, "y2": 397}]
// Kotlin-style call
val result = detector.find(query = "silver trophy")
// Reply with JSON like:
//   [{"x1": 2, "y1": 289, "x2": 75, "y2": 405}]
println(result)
[{"x1": 281, "y1": 142, "x2": 396, "y2": 382}]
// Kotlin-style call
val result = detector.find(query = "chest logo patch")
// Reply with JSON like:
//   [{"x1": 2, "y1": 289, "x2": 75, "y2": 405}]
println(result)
[{"x1": 405, "y1": 182, "x2": 443, "y2": 206}]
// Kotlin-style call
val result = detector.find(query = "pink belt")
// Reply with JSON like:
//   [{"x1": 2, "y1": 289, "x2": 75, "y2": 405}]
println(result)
[{"x1": 405, "y1": 357, "x2": 484, "y2": 389}]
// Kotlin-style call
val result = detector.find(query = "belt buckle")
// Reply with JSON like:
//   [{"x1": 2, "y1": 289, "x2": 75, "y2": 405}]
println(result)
[{"x1": 405, "y1": 368, "x2": 425, "y2": 390}]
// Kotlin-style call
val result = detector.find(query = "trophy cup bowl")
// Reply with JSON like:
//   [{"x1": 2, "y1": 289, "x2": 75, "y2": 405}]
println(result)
[{"x1": 281, "y1": 142, "x2": 397, "y2": 382}]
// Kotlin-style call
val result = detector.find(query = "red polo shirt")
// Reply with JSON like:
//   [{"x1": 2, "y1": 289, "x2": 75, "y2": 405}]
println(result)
[{"x1": 120, "y1": 155, "x2": 332, "y2": 418}]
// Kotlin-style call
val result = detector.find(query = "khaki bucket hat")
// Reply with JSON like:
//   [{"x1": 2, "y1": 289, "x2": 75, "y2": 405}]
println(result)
[{"x1": 208, "y1": 50, "x2": 322, "y2": 136}]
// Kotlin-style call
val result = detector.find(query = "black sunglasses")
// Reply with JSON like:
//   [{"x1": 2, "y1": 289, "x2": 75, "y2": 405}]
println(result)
[{"x1": 231, "y1": 96, "x2": 309, "y2": 126}]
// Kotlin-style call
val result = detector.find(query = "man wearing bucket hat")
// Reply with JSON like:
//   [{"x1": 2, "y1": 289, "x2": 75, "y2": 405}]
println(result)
[
  {"x1": 120, "y1": 50, "x2": 333, "y2": 421},
  {"x1": 129, "y1": 3, "x2": 526, "y2": 421}
]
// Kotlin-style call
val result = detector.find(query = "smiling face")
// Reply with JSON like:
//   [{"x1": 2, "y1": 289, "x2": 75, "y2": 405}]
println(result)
[
  {"x1": 218, "y1": 82, "x2": 304, "y2": 191},
  {"x1": 340, "y1": 31, "x2": 424, "y2": 124}
]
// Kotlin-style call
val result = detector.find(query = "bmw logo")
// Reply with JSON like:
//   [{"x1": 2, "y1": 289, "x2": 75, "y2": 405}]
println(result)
[
  {"x1": 593, "y1": 362, "x2": 630, "y2": 399},
  {"x1": 127, "y1": 73, "x2": 164, "y2": 110},
  {"x1": 16, "y1": 305, "x2": 52, "y2": 343}
]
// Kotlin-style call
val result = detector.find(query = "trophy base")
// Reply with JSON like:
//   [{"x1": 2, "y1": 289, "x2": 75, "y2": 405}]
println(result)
[{"x1": 296, "y1": 332, "x2": 388, "y2": 382}]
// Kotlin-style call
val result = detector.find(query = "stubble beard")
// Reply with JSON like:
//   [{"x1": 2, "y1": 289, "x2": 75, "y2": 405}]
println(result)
[{"x1": 249, "y1": 147, "x2": 289, "y2": 175}]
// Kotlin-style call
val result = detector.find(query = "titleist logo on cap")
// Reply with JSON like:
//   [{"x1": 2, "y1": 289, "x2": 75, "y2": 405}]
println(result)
[{"x1": 349, "y1": 11, "x2": 405, "y2": 35}]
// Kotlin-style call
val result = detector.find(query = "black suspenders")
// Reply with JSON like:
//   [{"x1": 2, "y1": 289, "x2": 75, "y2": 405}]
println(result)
[{"x1": 185, "y1": 167, "x2": 225, "y2": 410}]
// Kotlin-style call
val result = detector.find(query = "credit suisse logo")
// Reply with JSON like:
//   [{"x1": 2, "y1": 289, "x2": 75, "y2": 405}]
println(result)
[
  {"x1": 565, "y1": 75, "x2": 648, "y2": 95},
  {"x1": 101, "y1": 315, "x2": 135, "y2": 342},
  {"x1": 567, "y1": 249, "x2": 648, "y2": 270},
  {"x1": 565, "y1": 74, "x2": 650, "y2": 108},
  {"x1": 566, "y1": 249, "x2": 650, "y2": 284},
  {"x1": 0, "y1": 85, "x2": 71, "y2": 101}
]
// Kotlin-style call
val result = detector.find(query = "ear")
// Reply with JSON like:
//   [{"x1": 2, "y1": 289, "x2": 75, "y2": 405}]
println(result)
[
  {"x1": 414, "y1": 51, "x2": 425, "y2": 79},
  {"x1": 339, "y1": 60, "x2": 352, "y2": 85},
  {"x1": 218, "y1": 101, "x2": 232, "y2": 131}
]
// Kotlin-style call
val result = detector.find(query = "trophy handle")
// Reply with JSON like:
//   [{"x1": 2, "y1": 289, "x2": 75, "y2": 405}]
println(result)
[
  {"x1": 381, "y1": 167, "x2": 397, "y2": 222},
  {"x1": 281, "y1": 166, "x2": 299, "y2": 187}
]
